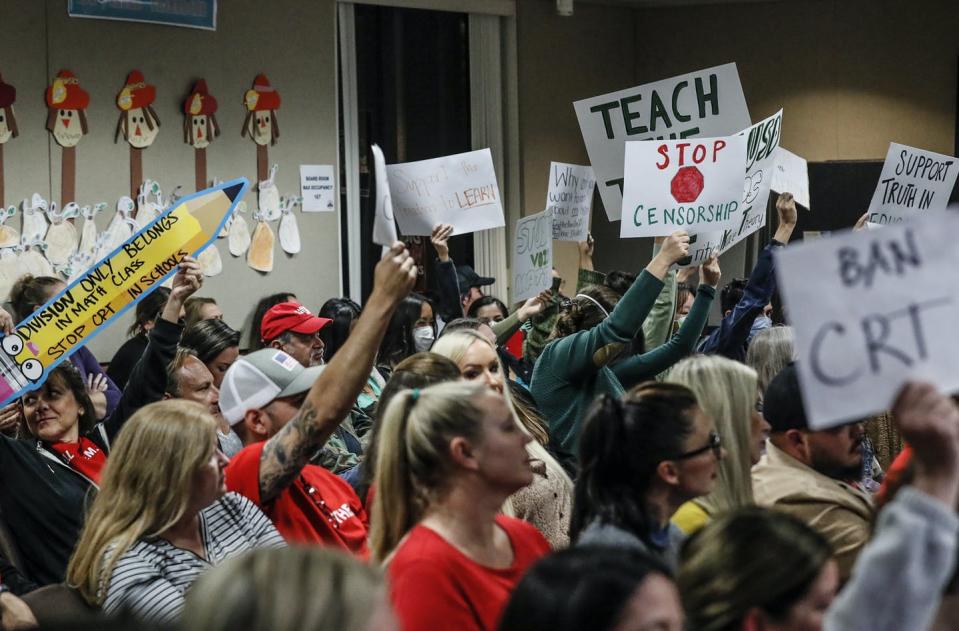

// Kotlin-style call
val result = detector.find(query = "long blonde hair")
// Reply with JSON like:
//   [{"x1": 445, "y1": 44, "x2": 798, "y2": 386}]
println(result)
[
  {"x1": 67, "y1": 400, "x2": 219, "y2": 605},
  {"x1": 182, "y1": 546, "x2": 384, "y2": 631},
  {"x1": 668, "y1": 355, "x2": 758, "y2": 516},
  {"x1": 430, "y1": 330, "x2": 572, "y2": 499},
  {"x1": 370, "y1": 381, "x2": 488, "y2": 563}
]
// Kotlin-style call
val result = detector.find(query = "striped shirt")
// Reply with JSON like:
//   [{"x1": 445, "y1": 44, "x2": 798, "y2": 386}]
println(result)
[{"x1": 102, "y1": 492, "x2": 285, "y2": 622}]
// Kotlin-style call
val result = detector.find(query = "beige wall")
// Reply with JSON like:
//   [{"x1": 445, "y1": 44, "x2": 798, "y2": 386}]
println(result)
[{"x1": 0, "y1": 0, "x2": 339, "y2": 359}]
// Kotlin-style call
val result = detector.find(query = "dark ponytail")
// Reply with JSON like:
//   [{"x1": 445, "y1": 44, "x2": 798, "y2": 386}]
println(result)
[{"x1": 570, "y1": 383, "x2": 698, "y2": 546}]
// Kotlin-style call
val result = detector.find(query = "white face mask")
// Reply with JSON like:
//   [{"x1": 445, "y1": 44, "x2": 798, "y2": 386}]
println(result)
[{"x1": 412, "y1": 325, "x2": 435, "y2": 352}]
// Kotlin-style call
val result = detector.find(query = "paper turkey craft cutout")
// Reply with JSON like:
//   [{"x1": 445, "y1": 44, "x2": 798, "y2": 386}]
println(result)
[
  {"x1": 184, "y1": 80, "x2": 220, "y2": 191},
  {"x1": 115, "y1": 70, "x2": 160, "y2": 148},
  {"x1": 46, "y1": 70, "x2": 89, "y2": 148}
]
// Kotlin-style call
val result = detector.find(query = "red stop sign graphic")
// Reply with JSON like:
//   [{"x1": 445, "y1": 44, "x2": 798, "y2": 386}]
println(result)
[{"x1": 671, "y1": 166, "x2": 704, "y2": 203}]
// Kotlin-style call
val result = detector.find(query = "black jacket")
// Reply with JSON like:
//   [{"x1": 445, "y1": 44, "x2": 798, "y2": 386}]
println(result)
[{"x1": 0, "y1": 318, "x2": 181, "y2": 586}]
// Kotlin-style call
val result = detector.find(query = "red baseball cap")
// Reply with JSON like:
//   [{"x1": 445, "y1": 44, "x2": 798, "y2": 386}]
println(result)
[{"x1": 260, "y1": 302, "x2": 331, "y2": 343}]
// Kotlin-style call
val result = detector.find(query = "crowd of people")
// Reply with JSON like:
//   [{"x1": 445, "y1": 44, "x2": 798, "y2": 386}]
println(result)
[{"x1": 0, "y1": 192, "x2": 957, "y2": 631}]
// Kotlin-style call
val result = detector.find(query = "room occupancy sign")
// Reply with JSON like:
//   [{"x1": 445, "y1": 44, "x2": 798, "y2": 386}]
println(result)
[{"x1": 0, "y1": 178, "x2": 248, "y2": 406}]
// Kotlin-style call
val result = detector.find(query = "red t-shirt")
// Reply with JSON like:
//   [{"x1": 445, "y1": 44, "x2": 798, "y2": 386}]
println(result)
[
  {"x1": 388, "y1": 515, "x2": 550, "y2": 631},
  {"x1": 225, "y1": 441, "x2": 370, "y2": 559},
  {"x1": 49, "y1": 437, "x2": 107, "y2": 484}
]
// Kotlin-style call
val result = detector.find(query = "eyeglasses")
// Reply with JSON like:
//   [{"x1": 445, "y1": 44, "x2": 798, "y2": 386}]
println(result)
[{"x1": 673, "y1": 431, "x2": 722, "y2": 460}]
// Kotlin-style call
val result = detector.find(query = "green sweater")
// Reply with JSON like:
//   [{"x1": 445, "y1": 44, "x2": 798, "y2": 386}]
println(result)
[{"x1": 530, "y1": 270, "x2": 715, "y2": 455}]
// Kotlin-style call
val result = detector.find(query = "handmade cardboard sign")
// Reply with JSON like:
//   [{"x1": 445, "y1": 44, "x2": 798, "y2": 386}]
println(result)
[
  {"x1": 300, "y1": 164, "x2": 335, "y2": 212},
  {"x1": 0, "y1": 178, "x2": 248, "y2": 406},
  {"x1": 513, "y1": 209, "x2": 553, "y2": 302},
  {"x1": 678, "y1": 110, "x2": 783, "y2": 267},
  {"x1": 574, "y1": 63, "x2": 750, "y2": 221},
  {"x1": 547, "y1": 162, "x2": 595, "y2": 242},
  {"x1": 865, "y1": 143, "x2": 957, "y2": 225},
  {"x1": 387, "y1": 148, "x2": 505, "y2": 236},
  {"x1": 775, "y1": 212, "x2": 959, "y2": 429},
  {"x1": 771, "y1": 147, "x2": 809, "y2": 210},
  {"x1": 371, "y1": 144, "x2": 398, "y2": 247},
  {"x1": 620, "y1": 134, "x2": 747, "y2": 238}
]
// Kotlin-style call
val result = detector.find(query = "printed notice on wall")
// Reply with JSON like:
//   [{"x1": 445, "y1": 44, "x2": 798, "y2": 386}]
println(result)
[
  {"x1": 776, "y1": 211, "x2": 959, "y2": 429},
  {"x1": 387, "y1": 148, "x2": 505, "y2": 236},
  {"x1": 546, "y1": 162, "x2": 595, "y2": 242},
  {"x1": 865, "y1": 143, "x2": 957, "y2": 225},
  {"x1": 300, "y1": 165, "x2": 336, "y2": 212},
  {"x1": 512, "y1": 209, "x2": 553, "y2": 303},
  {"x1": 574, "y1": 63, "x2": 750, "y2": 221}
]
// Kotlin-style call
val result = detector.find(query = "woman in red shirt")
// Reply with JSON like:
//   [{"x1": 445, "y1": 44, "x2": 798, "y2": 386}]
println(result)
[{"x1": 370, "y1": 380, "x2": 550, "y2": 631}]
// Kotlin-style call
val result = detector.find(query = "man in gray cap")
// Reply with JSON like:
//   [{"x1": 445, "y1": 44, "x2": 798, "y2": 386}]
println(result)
[
  {"x1": 752, "y1": 362, "x2": 875, "y2": 581},
  {"x1": 220, "y1": 242, "x2": 417, "y2": 557}
]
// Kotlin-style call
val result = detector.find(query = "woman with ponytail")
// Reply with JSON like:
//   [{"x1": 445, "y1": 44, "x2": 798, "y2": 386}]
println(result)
[
  {"x1": 370, "y1": 381, "x2": 550, "y2": 631},
  {"x1": 530, "y1": 231, "x2": 720, "y2": 457},
  {"x1": 571, "y1": 382, "x2": 723, "y2": 570},
  {"x1": 432, "y1": 330, "x2": 574, "y2": 548}
]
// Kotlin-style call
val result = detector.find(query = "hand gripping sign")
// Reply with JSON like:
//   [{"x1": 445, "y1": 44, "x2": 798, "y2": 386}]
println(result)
[{"x1": 0, "y1": 178, "x2": 249, "y2": 406}]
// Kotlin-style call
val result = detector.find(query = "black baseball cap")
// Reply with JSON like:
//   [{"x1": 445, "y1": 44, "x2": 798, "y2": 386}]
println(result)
[
  {"x1": 763, "y1": 362, "x2": 808, "y2": 432},
  {"x1": 456, "y1": 265, "x2": 495, "y2": 295}
]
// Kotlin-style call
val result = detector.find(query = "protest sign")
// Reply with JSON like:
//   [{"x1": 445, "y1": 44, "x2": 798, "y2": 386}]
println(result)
[
  {"x1": 387, "y1": 148, "x2": 505, "y2": 236},
  {"x1": 0, "y1": 178, "x2": 248, "y2": 406},
  {"x1": 546, "y1": 162, "x2": 595, "y2": 242},
  {"x1": 574, "y1": 63, "x2": 750, "y2": 221},
  {"x1": 512, "y1": 209, "x2": 552, "y2": 302},
  {"x1": 866, "y1": 143, "x2": 958, "y2": 225},
  {"x1": 620, "y1": 134, "x2": 746, "y2": 238},
  {"x1": 775, "y1": 212, "x2": 959, "y2": 429},
  {"x1": 771, "y1": 147, "x2": 809, "y2": 210},
  {"x1": 678, "y1": 110, "x2": 783, "y2": 267},
  {"x1": 371, "y1": 144, "x2": 398, "y2": 247}
]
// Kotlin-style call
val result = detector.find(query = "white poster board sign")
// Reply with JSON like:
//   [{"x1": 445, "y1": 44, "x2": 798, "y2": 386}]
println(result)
[
  {"x1": 776, "y1": 212, "x2": 959, "y2": 429},
  {"x1": 371, "y1": 145, "x2": 398, "y2": 247},
  {"x1": 299, "y1": 165, "x2": 336, "y2": 212},
  {"x1": 620, "y1": 135, "x2": 746, "y2": 238},
  {"x1": 866, "y1": 143, "x2": 958, "y2": 225},
  {"x1": 771, "y1": 147, "x2": 810, "y2": 209},
  {"x1": 387, "y1": 148, "x2": 505, "y2": 236},
  {"x1": 574, "y1": 63, "x2": 750, "y2": 221},
  {"x1": 679, "y1": 110, "x2": 783, "y2": 267},
  {"x1": 512, "y1": 209, "x2": 553, "y2": 302},
  {"x1": 547, "y1": 162, "x2": 595, "y2": 242}
]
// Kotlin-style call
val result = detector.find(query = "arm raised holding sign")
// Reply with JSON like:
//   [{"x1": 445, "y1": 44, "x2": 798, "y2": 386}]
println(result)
[
  {"x1": 614, "y1": 255, "x2": 719, "y2": 388},
  {"x1": 698, "y1": 192, "x2": 798, "y2": 362},
  {"x1": 530, "y1": 231, "x2": 695, "y2": 454},
  {"x1": 429, "y1": 223, "x2": 466, "y2": 324}
]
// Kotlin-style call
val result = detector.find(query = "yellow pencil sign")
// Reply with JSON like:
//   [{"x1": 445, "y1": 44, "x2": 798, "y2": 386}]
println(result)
[{"x1": 0, "y1": 178, "x2": 248, "y2": 405}]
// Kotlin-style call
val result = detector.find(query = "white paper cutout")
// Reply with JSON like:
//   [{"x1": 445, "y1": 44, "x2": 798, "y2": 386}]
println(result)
[
  {"x1": 257, "y1": 164, "x2": 281, "y2": 221},
  {"x1": 135, "y1": 179, "x2": 163, "y2": 228},
  {"x1": 44, "y1": 202, "x2": 79, "y2": 266},
  {"x1": 0, "y1": 248, "x2": 19, "y2": 300},
  {"x1": 197, "y1": 243, "x2": 223, "y2": 277},
  {"x1": 278, "y1": 196, "x2": 301, "y2": 254},
  {"x1": 17, "y1": 235, "x2": 54, "y2": 278},
  {"x1": 247, "y1": 209, "x2": 275, "y2": 272},
  {"x1": 78, "y1": 203, "x2": 105, "y2": 256},
  {"x1": 103, "y1": 196, "x2": 138, "y2": 252},
  {"x1": 0, "y1": 206, "x2": 19, "y2": 249},
  {"x1": 22, "y1": 194, "x2": 49, "y2": 240},
  {"x1": 228, "y1": 201, "x2": 251, "y2": 256}
]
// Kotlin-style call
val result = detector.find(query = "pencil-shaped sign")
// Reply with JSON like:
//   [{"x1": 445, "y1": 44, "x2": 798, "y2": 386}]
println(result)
[{"x1": 0, "y1": 178, "x2": 248, "y2": 406}]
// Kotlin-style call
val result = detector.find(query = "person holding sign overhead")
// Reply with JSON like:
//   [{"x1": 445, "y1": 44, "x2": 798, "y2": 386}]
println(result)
[
  {"x1": 0, "y1": 261, "x2": 201, "y2": 587},
  {"x1": 530, "y1": 231, "x2": 719, "y2": 455}
]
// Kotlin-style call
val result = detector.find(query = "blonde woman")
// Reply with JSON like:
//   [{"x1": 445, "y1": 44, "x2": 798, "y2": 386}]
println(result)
[
  {"x1": 182, "y1": 547, "x2": 394, "y2": 631},
  {"x1": 371, "y1": 381, "x2": 550, "y2": 631},
  {"x1": 432, "y1": 330, "x2": 574, "y2": 548},
  {"x1": 67, "y1": 400, "x2": 284, "y2": 623},
  {"x1": 668, "y1": 355, "x2": 770, "y2": 534}
]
